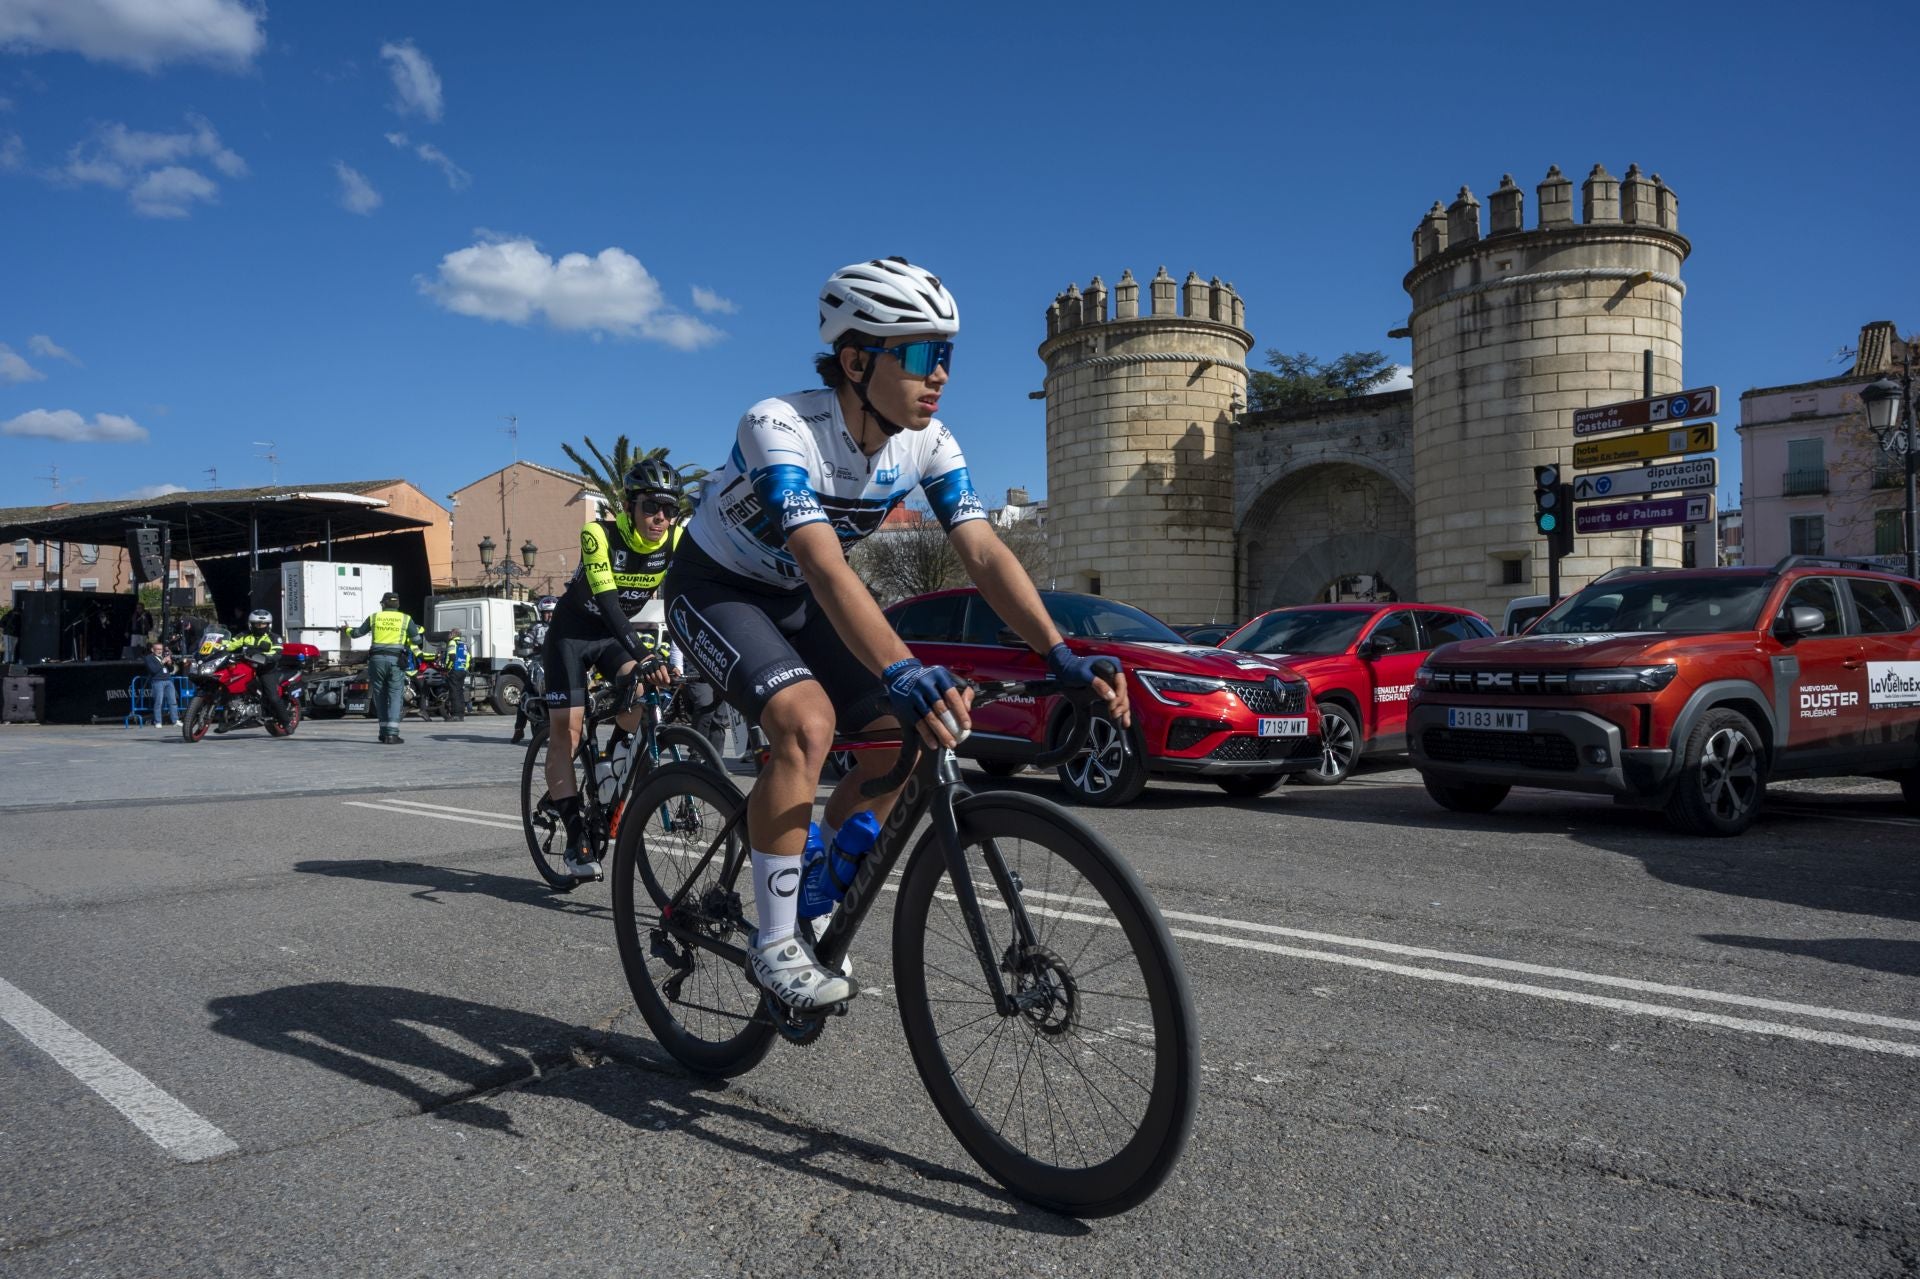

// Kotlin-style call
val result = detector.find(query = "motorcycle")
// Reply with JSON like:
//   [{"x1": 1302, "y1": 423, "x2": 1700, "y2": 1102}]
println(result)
[{"x1": 181, "y1": 629, "x2": 319, "y2": 742}]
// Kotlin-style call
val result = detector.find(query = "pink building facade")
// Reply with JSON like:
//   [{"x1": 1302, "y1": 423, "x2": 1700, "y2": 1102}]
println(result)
[{"x1": 1737, "y1": 323, "x2": 1913, "y2": 570}]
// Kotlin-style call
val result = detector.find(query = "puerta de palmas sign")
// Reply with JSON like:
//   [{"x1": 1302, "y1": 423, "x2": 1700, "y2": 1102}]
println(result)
[
  {"x1": 1571, "y1": 386, "x2": 1719, "y2": 438},
  {"x1": 1573, "y1": 492, "x2": 1713, "y2": 535}
]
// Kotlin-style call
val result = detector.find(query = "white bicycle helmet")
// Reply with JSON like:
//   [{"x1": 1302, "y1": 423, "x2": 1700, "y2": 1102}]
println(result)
[{"x1": 819, "y1": 257, "x2": 959, "y2": 345}]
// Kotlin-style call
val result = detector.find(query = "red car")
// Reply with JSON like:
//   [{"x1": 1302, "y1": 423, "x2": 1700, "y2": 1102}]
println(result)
[
  {"x1": 887, "y1": 588, "x2": 1321, "y2": 805},
  {"x1": 1219, "y1": 603, "x2": 1495, "y2": 784}
]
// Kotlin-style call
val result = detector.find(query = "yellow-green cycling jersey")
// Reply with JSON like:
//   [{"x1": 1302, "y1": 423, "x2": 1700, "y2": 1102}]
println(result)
[{"x1": 558, "y1": 514, "x2": 681, "y2": 624}]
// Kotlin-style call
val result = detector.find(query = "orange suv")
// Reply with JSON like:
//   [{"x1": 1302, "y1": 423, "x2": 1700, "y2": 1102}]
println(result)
[{"x1": 1407, "y1": 557, "x2": 1920, "y2": 835}]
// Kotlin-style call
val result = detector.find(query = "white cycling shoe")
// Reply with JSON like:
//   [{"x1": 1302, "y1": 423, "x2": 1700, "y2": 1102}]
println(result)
[
  {"x1": 562, "y1": 852, "x2": 603, "y2": 880},
  {"x1": 749, "y1": 930, "x2": 857, "y2": 1010}
]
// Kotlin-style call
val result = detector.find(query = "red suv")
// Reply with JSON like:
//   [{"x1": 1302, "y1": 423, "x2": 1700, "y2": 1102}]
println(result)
[
  {"x1": 1220, "y1": 603, "x2": 1494, "y2": 785},
  {"x1": 1407, "y1": 558, "x2": 1920, "y2": 835},
  {"x1": 887, "y1": 588, "x2": 1321, "y2": 804}
]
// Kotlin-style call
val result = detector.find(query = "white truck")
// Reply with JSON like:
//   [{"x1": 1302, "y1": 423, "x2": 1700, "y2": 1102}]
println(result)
[
  {"x1": 281, "y1": 560, "x2": 393, "y2": 661},
  {"x1": 429, "y1": 595, "x2": 539, "y2": 715}
]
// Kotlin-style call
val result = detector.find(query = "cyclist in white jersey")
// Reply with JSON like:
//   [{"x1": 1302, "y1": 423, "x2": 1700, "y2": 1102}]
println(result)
[{"x1": 664, "y1": 257, "x2": 1130, "y2": 1011}]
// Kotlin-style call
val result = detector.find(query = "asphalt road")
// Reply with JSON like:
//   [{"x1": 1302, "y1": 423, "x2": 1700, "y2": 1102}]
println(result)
[{"x1": 1, "y1": 715, "x2": 1916, "y2": 1277}]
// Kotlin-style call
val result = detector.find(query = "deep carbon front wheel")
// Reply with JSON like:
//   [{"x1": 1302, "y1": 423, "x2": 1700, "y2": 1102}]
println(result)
[
  {"x1": 520, "y1": 728, "x2": 587, "y2": 892},
  {"x1": 612, "y1": 762, "x2": 774, "y2": 1077},
  {"x1": 891, "y1": 791, "x2": 1198, "y2": 1217}
]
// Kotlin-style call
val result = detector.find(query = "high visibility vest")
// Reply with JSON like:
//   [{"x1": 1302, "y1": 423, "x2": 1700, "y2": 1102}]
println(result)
[
  {"x1": 366, "y1": 610, "x2": 416, "y2": 652},
  {"x1": 445, "y1": 638, "x2": 469, "y2": 671}
]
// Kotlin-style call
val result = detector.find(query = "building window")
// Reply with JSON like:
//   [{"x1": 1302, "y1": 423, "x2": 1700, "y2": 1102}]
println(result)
[
  {"x1": 12, "y1": 540, "x2": 28, "y2": 568},
  {"x1": 1499, "y1": 558, "x2": 1524, "y2": 585},
  {"x1": 1086, "y1": 573, "x2": 1101, "y2": 596},
  {"x1": 1682, "y1": 537, "x2": 1698, "y2": 568},
  {"x1": 1876, "y1": 508, "x2": 1906, "y2": 557},
  {"x1": 80, "y1": 578, "x2": 99, "y2": 592},
  {"x1": 1789, "y1": 515, "x2": 1824, "y2": 556},
  {"x1": 79, "y1": 543, "x2": 99, "y2": 565}
]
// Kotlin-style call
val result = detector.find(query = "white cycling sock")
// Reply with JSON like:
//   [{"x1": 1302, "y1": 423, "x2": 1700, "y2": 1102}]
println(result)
[{"x1": 751, "y1": 849, "x2": 802, "y2": 946}]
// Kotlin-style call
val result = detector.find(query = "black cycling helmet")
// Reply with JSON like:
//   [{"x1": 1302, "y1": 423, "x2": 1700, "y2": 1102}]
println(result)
[
  {"x1": 536, "y1": 594, "x2": 558, "y2": 617},
  {"x1": 247, "y1": 608, "x2": 272, "y2": 630},
  {"x1": 623, "y1": 458, "x2": 683, "y2": 502}
]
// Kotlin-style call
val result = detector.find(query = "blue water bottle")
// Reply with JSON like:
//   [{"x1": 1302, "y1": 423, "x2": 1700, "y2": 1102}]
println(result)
[
  {"x1": 796, "y1": 822, "x2": 832, "y2": 921},
  {"x1": 825, "y1": 811, "x2": 883, "y2": 900}
]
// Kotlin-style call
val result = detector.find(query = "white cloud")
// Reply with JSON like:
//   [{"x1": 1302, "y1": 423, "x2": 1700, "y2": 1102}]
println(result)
[
  {"x1": 691, "y1": 286, "x2": 737, "y2": 315},
  {"x1": 0, "y1": 0, "x2": 264, "y2": 71},
  {"x1": 123, "y1": 482, "x2": 186, "y2": 499},
  {"x1": 1381, "y1": 364, "x2": 1412, "y2": 392},
  {"x1": 0, "y1": 96, "x2": 13, "y2": 111},
  {"x1": 419, "y1": 237, "x2": 725, "y2": 351},
  {"x1": 2, "y1": 408, "x2": 147, "y2": 442},
  {"x1": 384, "y1": 130, "x2": 469, "y2": 190},
  {"x1": 130, "y1": 164, "x2": 218, "y2": 217},
  {"x1": 0, "y1": 130, "x2": 21, "y2": 170},
  {"x1": 0, "y1": 344, "x2": 45, "y2": 383},
  {"x1": 60, "y1": 114, "x2": 244, "y2": 216},
  {"x1": 333, "y1": 160, "x2": 380, "y2": 214},
  {"x1": 28, "y1": 334, "x2": 81, "y2": 365},
  {"x1": 380, "y1": 39, "x2": 443, "y2": 121}
]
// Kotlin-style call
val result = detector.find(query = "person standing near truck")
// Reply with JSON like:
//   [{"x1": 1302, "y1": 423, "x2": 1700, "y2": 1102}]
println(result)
[
  {"x1": 442, "y1": 627, "x2": 470, "y2": 720},
  {"x1": 342, "y1": 592, "x2": 422, "y2": 745}
]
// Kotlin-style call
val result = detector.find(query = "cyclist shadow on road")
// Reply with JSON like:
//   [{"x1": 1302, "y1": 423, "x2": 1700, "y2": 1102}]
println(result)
[
  {"x1": 295, "y1": 858, "x2": 609, "y2": 919},
  {"x1": 206, "y1": 980, "x2": 1087, "y2": 1234}
]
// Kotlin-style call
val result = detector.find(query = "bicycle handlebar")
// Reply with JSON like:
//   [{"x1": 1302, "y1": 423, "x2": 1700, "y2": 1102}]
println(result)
[{"x1": 858, "y1": 656, "x2": 1123, "y2": 799}]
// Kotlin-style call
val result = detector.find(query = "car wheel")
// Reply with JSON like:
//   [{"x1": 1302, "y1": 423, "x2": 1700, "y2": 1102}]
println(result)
[
  {"x1": 1055, "y1": 712, "x2": 1148, "y2": 807},
  {"x1": 1421, "y1": 774, "x2": 1510, "y2": 814},
  {"x1": 1664, "y1": 707, "x2": 1766, "y2": 836},
  {"x1": 974, "y1": 760, "x2": 1022, "y2": 779},
  {"x1": 491, "y1": 673, "x2": 524, "y2": 717},
  {"x1": 1299, "y1": 701, "x2": 1360, "y2": 786},
  {"x1": 1216, "y1": 773, "x2": 1283, "y2": 799}
]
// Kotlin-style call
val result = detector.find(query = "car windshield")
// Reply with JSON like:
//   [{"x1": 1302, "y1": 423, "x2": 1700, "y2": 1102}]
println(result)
[
  {"x1": 1532, "y1": 577, "x2": 1772, "y2": 634},
  {"x1": 1222, "y1": 610, "x2": 1369, "y2": 655},
  {"x1": 1042, "y1": 595, "x2": 1185, "y2": 643}
]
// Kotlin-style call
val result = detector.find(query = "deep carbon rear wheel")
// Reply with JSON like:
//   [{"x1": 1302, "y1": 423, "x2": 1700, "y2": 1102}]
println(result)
[
  {"x1": 612, "y1": 762, "x2": 774, "y2": 1077},
  {"x1": 521, "y1": 728, "x2": 587, "y2": 892},
  {"x1": 891, "y1": 792, "x2": 1198, "y2": 1217}
]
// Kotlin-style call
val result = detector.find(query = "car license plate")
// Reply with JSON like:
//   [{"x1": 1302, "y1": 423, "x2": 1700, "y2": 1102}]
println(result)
[
  {"x1": 1446, "y1": 708, "x2": 1529, "y2": 732},
  {"x1": 1257, "y1": 717, "x2": 1307, "y2": 738}
]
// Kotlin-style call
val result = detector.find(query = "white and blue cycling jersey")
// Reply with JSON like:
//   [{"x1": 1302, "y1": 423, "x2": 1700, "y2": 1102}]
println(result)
[{"x1": 686, "y1": 387, "x2": 987, "y2": 589}]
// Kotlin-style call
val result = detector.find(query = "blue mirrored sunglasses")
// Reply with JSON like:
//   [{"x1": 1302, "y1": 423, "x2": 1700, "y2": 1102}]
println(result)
[{"x1": 859, "y1": 340, "x2": 953, "y2": 377}]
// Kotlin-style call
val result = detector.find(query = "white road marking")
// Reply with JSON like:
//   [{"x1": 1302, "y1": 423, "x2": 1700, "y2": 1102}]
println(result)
[
  {"x1": 0, "y1": 975, "x2": 238, "y2": 1162},
  {"x1": 357, "y1": 798, "x2": 1920, "y2": 1057}
]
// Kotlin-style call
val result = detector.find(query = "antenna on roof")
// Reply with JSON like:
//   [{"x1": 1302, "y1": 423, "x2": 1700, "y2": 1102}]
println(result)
[
  {"x1": 204, "y1": 467, "x2": 219, "y2": 489},
  {"x1": 253, "y1": 442, "x2": 279, "y2": 486},
  {"x1": 503, "y1": 415, "x2": 519, "y2": 462}
]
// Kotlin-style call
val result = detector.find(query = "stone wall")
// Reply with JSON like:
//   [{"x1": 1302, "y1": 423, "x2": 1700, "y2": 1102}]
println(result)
[{"x1": 1405, "y1": 165, "x2": 1690, "y2": 619}]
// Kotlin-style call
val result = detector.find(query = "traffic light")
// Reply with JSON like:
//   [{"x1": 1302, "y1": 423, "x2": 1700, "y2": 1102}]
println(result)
[{"x1": 1533, "y1": 464, "x2": 1575, "y2": 558}]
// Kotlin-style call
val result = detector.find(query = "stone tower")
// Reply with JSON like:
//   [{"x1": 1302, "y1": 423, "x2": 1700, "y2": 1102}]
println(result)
[
  {"x1": 1404, "y1": 164, "x2": 1690, "y2": 618},
  {"x1": 1040, "y1": 268, "x2": 1252, "y2": 620}
]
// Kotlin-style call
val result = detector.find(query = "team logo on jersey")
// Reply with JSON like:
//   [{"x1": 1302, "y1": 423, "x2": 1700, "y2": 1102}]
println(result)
[
  {"x1": 953, "y1": 492, "x2": 986, "y2": 521},
  {"x1": 781, "y1": 490, "x2": 825, "y2": 527},
  {"x1": 874, "y1": 465, "x2": 900, "y2": 485}
]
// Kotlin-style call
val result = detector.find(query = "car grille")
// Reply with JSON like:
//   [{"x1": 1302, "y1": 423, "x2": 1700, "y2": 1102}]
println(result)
[
  {"x1": 1167, "y1": 717, "x2": 1230, "y2": 752},
  {"x1": 1209, "y1": 734, "x2": 1316, "y2": 763},
  {"x1": 1225, "y1": 678, "x2": 1306, "y2": 714},
  {"x1": 1422, "y1": 669, "x2": 1573, "y2": 696},
  {"x1": 1422, "y1": 728, "x2": 1579, "y2": 771}
]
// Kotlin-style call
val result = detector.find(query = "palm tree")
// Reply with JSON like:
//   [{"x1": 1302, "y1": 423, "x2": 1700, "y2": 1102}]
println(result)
[{"x1": 560, "y1": 435, "x2": 707, "y2": 517}]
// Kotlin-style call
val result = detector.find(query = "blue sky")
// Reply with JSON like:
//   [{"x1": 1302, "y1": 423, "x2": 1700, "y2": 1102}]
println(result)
[{"x1": 2, "y1": 1, "x2": 1914, "y2": 519}]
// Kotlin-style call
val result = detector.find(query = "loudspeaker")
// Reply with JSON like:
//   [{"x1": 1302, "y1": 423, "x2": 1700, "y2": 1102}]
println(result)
[{"x1": 127, "y1": 526, "x2": 164, "y2": 583}]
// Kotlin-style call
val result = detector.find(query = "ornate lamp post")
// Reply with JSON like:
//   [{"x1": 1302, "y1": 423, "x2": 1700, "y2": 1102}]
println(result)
[
  {"x1": 476, "y1": 535, "x2": 539, "y2": 597},
  {"x1": 1860, "y1": 363, "x2": 1915, "y2": 580}
]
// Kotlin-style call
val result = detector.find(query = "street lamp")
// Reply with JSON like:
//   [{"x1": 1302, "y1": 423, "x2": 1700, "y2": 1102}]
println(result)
[
  {"x1": 1862, "y1": 367, "x2": 1916, "y2": 580},
  {"x1": 476, "y1": 536, "x2": 539, "y2": 596}
]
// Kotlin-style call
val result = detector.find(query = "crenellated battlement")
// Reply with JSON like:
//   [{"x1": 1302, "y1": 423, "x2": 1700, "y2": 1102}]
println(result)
[
  {"x1": 1411, "y1": 164, "x2": 1680, "y2": 266},
  {"x1": 1045, "y1": 266, "x2": 1246, "y2": 338}
]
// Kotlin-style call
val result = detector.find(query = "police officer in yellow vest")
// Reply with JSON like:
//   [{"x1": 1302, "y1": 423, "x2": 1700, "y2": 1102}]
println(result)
[{"x1": 342, "y1": 592, "x2": 423, "y2": 744}]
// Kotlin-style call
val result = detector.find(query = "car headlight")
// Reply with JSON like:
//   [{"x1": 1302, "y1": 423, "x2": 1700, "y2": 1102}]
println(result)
[
  {"x1": 1566, "y1": 664, "x2": 1678, "y2": 694},
  {"x1": 1136, "y1": 669, "x2": 1229, "y2": 706},
  {"x1": 1415, "y1": 664, "x2": 1437, "y2": 689}
]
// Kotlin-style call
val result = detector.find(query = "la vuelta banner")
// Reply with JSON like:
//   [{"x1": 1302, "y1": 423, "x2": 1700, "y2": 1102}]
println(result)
[{"x1": 1867, "y1": 662, "x2": 1920, "y2": 708}]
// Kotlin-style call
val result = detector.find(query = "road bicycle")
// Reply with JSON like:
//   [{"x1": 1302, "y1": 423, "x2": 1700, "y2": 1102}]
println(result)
[
  {"x1": 610, "y1": 665, "x2": 1198, "y2": 1217},
  {"x1": 521, "y1": 665, "x2": 725, "y2": 891}
]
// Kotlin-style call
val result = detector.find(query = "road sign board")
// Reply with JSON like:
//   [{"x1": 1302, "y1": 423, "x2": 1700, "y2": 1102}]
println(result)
[
  {"x1": 1573, "y1": 493, "x2": 1714, "y2": 535},
  {"x1": 1571, "y1": 458, "x2": 1718, "y2": 502},
  {"x1": 1572, "y1": 386, "x2": 1718, "y2": 437},
  {"x1": 1572, "y1": 422, "x2": 1715, "y2": 469}
]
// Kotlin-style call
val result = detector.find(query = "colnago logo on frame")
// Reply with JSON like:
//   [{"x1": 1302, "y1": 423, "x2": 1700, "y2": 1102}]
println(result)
[{"x1": 1867, "y1": 662, "x2": 1920, "y2": 708}]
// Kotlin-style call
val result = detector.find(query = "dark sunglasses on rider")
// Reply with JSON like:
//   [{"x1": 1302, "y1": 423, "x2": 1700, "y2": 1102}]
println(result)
[
  {"x1": 635, "y1": 497, "x2": 679, "y2": 518},
  {"x1": 858, "y1": 339, "x2": 953, "y2": 378}
]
